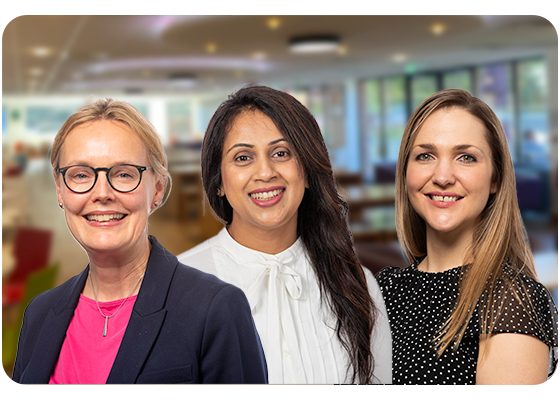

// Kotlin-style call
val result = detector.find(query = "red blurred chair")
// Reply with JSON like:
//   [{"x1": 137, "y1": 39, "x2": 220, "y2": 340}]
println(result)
[{"x1": 2, "y1": 227, "x2": 52, "y2": 306}]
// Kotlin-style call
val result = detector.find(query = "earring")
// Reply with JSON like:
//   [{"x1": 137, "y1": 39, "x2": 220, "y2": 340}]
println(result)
[
  {"x1": 58, "y1": 203, "x2": 63, "y2": 209},
  {"x1": 154, "y1": 201, "x2": 160, "y2": 207}
]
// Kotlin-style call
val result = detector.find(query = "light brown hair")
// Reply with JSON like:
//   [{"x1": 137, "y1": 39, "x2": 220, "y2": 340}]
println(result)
[
  {"x1": 51, "y1": 98, "x2": 171, "y2": 208},
  {"x1": 396, "y1": 89, "x2": 538, "y2": 355}
]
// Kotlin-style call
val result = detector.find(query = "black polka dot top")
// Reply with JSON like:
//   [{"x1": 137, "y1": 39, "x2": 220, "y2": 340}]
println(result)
[{"x1": 376, "y1": 263, "x2": 558, "y2": 385}]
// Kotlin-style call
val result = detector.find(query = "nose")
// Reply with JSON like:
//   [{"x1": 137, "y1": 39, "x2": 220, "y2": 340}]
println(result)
[
  {"x1": 431, "y1": 158, "x2": 456, "y2": 187},
  {"x1": 254, "y1": 156, "x2": 277, "y2": 182},
  {"x1": 90, "y1": 171, "x2": 116, "y2": 202}
]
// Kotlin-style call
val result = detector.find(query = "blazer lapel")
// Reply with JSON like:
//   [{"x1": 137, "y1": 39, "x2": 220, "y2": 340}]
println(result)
[
  {"x1": 106, "y1": 236, "x2": 177, "y2": 384},
  {"x1": 20, "y1": 268, "x2": 88, "y2": 383}
]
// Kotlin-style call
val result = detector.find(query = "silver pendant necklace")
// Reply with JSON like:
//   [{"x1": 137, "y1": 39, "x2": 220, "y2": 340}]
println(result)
[{"x1": 88, "y1": 271, "x2": 145, "y2": 337}]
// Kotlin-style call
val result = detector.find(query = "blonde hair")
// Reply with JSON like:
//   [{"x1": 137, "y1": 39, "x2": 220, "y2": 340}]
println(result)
[
  {"x1": 51, "y1": 98, "x2": 172, "y2": 207},
  {"x1": 396, "y1": 89, "x2": 539, "y2": 355}
]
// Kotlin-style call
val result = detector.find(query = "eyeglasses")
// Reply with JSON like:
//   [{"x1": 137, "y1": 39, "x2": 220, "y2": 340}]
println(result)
[{"x1": 57, "y1": 164, "x2": 153, "y2": 194}]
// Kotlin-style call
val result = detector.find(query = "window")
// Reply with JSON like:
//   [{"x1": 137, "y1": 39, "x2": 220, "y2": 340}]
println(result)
[
  {"x1": 411, "y1": 75, "x2": 437, "y2": 111},
  {"x1": 517, "y1": 59, "x2": 549, "y2": 168},
  {"x1": 443, "y1": 70, "x2": 472, "y2": 92},
  {"x1": 168, "y1": 101, "x2": 194, "y2": 142},
  {"x1": 26, "y1": 105, "x2": 81, "y2": 134},
  {"x1": 475, "y1": 63, "x2": 516, "y2": 160},
  {"x1": 383, "y1": 77, "x2": 407, "y2": 162}
]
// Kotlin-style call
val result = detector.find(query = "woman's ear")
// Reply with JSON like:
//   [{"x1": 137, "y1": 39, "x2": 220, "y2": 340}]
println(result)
[
  {"x1": 490, "y1": 180, "x2": 498, "y2": 194},
  {"x1": 153, "y1": 176, "x2": 166, "y2": 208},
  {"x1": 53, "y1": 170, "x2": 64, "y2": 207}
]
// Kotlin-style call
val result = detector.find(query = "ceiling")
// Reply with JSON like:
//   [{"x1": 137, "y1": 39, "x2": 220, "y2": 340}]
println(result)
[{"x1": 2, "y1": 15, "x2": 556, "y2": 96}]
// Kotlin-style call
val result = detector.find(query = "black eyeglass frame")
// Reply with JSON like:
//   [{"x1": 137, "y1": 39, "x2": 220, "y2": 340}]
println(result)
[{"x1": 57, "y1": 164, "x2": 153, "y2": 194}]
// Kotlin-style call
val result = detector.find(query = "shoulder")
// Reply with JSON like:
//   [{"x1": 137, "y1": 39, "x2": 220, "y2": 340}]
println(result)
[
  {"x1": 490, "y1": 264, "x2": 558, "y2": 350},
  {"x1": 375, "y1": 265, "x2": 412, "y2": 288},
  {"x1": 23, "y1": 271, "x2": 84, "y2": 319},
  {"x1": 177, "y1": 235, "x2": 219, "y2": 275},
  {"x1": 169, "y1": 260, "x2": 248, "y2": 311}
]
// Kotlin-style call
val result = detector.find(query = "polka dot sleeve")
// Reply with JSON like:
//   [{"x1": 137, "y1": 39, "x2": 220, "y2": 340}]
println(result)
[{"x1": 483, "y1": 266, "x2": 558, "y2": 376}]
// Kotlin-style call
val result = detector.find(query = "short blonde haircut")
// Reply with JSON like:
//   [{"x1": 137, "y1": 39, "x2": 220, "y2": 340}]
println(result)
[{"x1": 51, "y1": 98, "x2": 172, "y2": 207}]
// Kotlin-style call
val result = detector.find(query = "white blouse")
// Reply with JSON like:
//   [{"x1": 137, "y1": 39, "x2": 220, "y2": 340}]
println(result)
[{"x1": 178, "y1": 228, "x2": 392, "y2": 384}]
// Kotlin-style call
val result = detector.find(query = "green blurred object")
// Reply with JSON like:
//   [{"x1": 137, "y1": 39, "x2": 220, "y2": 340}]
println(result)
[{"x1": 2, "y1": 263, "x2": 58, "y2": 374}]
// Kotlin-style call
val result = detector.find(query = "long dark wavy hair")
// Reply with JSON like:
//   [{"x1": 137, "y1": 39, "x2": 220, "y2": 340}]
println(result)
[{"x1": 201, "y1": 85, "x2": 378, "y2": 383}]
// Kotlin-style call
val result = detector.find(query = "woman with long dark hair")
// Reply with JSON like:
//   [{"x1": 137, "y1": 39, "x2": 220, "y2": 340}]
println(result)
[
  {"x1": 179, "y1": 85, "x2": 391, "y2": 384},
  {"x1": 376, "y1": 89, "x2": 557, "y2": 384}
]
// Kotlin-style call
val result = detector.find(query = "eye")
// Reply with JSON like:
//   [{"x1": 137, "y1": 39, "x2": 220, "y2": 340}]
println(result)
[
  {"x1": 415, "y1": 153, "x2": 433, "y2": 161},
  {"x1": 274, "y1": 150, "x2": 289, "y2": 158},
  {"x1": 234, "y1": 154, "x2": 251, "y2": 163},
  {"x1": 458, "y1": 154, "x2": 477, "y2": 163}
]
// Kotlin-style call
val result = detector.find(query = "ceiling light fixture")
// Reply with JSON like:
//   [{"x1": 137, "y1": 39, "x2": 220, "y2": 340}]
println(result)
[
  {"x1": 206, "y1": 42, "x2": 217, "y2": 53},
  {"x1": 28, "y1": 67, "x2": 43, "y2": 77},
  {"x1": 267, "y1": 17, "x2": 281, "y2": 30},
  {"x1": 168, "y1": 73, "x2": 196, "y2": 84},
  {"x1": 430, "y1": 23, "x2": 446, "y2": 36},
  {"x1": 391, "y1": 53, "x2": 408, "y2": 63},
  {"x1": 289, "y1": 35, "x2": 340, "y2": 54},
  {"x1": 30, "y1": 46, "x2": 52, "y2": 57}
]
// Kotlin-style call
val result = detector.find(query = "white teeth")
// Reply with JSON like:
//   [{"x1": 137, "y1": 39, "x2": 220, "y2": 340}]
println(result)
[
  {"x1": 86, "y1": 213, "x2": 124, "y2": 222},
  {"x1": 430, "y1": 195, "x2": 459, "y2": 202},
  {"x1": 250, "y1": 189, "x2": 284, "y2": 201}
]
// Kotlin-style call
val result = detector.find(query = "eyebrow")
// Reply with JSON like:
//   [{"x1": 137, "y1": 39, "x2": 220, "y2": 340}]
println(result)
[
  {"x1": 414, "y1": 143, "x2": 476, "y2": 151},
  {"x1": 225, "y1": 138, "x2": 287, "y2": 154}
]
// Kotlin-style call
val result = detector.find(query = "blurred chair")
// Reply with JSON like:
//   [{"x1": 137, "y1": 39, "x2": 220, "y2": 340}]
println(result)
[
  {"x1": 334, "y1": 170, "x2": 363, "y2": 187},
  {"x1": 374, "y1": 162, "x2": 397, "y2": 183},
  {"x1": 2, "y1": 263, "x2": 59, "y2": 373},
  {"x1": 354, "y1": 240, "x2": 408, "y2": 276},
  {"x1": 2, "y1": 227, "x2": 52, "y2": 306}
]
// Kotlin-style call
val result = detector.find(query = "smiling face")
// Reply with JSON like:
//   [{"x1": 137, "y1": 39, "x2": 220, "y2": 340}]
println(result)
[
  {"x1": 220, "y1": 110, "x2": 307, "y2": 243},
  {"x1": 406, "y1": 107, "x2": 497, "y2": 239},
  {"x1": 55, "y1": 120, "x2": 164, "y2": 258}
]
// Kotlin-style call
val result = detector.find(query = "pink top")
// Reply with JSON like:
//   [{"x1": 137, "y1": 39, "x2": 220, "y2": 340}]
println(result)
[{"x1": 49, "y1": 294, "x2": 137, "y2": 384}]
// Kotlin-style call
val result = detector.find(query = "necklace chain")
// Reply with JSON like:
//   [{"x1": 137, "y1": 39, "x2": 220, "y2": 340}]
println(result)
[{"x1": 88, "y1": 271, "x2": 145, "y2": 337}]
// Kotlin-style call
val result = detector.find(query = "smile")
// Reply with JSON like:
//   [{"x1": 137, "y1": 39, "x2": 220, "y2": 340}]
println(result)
[
  {"x1": 85, "y1": 213, "x2": 126, "y2": 222},
  {"x1": 429, "y1": 195, "x2": 461, "y2": 202},
  {"x1": 249, "y1": 189, "x2": 285, "y2": 201}
]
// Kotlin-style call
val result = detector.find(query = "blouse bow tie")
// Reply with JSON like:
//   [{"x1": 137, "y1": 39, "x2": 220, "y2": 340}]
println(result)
[{"x1": 244, "y1": 253, "x2": 306, "y2": 383}]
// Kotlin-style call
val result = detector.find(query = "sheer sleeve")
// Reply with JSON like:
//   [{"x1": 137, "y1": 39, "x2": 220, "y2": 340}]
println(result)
[{"x1": 485, "y1": 266, "x2": 558, "y2": 377}]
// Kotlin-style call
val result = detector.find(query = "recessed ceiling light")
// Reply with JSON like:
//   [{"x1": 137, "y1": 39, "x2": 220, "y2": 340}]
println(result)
[
  {"x1": 206, "y1": 42, "x2": 217, "y2": 53},
  {"x1": 289, "y1": 35, "x2": 340, "y2": 54},
  {"x1": 391, "y1": 53, "x2": 408, "y2": 63},
  {"x1": 30, "y1": 46, "x2": 52, "y2": 57},
  {"x1": 168, "y1": 73, "x2": 196, "y2": 83},
  {"x1": 267, "y1": 17, "x2": 281, "y2": 30},
  {"x1": 28, "y1": 67, "x2": 43, "y2": 77},
  {"x1": 252, "y1": 52, "x2": 267, "y2": 60},
  {"x1": 430, "y1": 23, "x2": 446, "y2": 36}
]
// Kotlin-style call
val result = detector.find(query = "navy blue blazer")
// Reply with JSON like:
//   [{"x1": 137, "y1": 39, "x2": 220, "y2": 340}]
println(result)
[{"x1": 12, "y1": 236, "x2": 268, "y2": 384}]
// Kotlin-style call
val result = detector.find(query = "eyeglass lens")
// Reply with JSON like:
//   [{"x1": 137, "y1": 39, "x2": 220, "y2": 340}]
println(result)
[{"x1": 64, "y1": 165, "x2": 142, "y2": 193}]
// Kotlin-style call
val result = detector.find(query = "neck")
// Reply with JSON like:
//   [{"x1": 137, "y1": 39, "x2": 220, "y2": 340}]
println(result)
[
  {"x1": 419, "y1": 227, "x2": 473, "y2": 273},
  {"x1": 227, "y1": 220, "x2": 298, "y2": 255},
  {"x1": 83, "y1": 238, "x2": 151, "y2": 301}
]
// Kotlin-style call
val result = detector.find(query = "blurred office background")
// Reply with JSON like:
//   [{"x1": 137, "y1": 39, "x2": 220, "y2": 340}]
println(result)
[{"x1": 2, "y1": 15, "x2": 558, "y2": 374}]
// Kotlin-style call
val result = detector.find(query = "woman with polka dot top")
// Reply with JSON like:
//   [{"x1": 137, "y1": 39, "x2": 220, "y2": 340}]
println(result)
[{"x1": 376, "y1": 89, "x2": 558, "y2": 384}]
